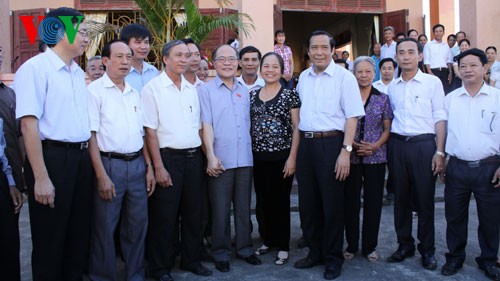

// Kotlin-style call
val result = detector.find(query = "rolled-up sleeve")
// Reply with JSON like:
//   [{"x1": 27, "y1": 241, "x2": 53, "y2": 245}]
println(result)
[
  {"x1": 141, "y1": 83, "x2": 159, "y2": 129},
  {"x1": 87, "y1": 86, "x2": 101, "y2": 132},
  {"x1": 432, "y1": 78, "x2": 447, "y2": 123}
]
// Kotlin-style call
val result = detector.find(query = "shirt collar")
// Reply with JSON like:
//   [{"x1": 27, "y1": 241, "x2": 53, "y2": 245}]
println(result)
[
  {"x1": 45, "y1": 48, "x2": 80, "y2": 73},
  {"x1": 457, "y1": 82, "x2": 492, "y2": 97},
  {"x1": 130, "y1": 61, "x2": 156, "y2": 74},
  {"x1": 307, "y1": 60, "x2": 336, "y2": 77},
  {"x1": 214, "y1": 75, "x2": 240, "y2": 90},
  {"x1": 99, "y1": 72, "x2": 134, "y2": 94},
  {"x1": 159, "y1": 71, "x2": 192, "y2": 90},
  {"x1": 395, "y1": 69, "x2": 425, "y2": 84}
]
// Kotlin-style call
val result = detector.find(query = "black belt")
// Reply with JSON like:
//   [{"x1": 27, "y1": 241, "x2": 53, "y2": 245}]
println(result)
[
  {"x1": 300, "y1": 130, "x2": 343, "y2": 139},
  {"x1": 42, "y1": 139, "x2": 89, "y2": 150},
  {"x1": 431, "y1": 67, "x2": 449, "y2": 71},
  {"x1": 100, "y1": 149, "x2": 143, "y2": 161},
  {"x1": 160, "y1": 147, "x2": 200, "y2": 158},
  {"x1": 450, "y1": 155, "x2": 500, "y2": 168},
  {"x1": 391, "y1": 133, "x2": 435, "y2": 143}
]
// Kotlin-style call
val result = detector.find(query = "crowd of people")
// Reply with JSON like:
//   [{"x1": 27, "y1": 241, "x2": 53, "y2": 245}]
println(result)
[{"x1": 2, "y1": 6, "x2": 500, "y2": 281}]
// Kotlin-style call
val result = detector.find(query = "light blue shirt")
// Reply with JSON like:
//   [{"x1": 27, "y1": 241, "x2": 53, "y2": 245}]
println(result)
[
  {"x1": 371, "y1": 55, "x2": 381, "y2": 81},
  {"x1": 198, "y1": 75, "x2": 253, "y2": 169},
  {"x1": 0, "y1": 118, "x2": 15, "y2": 186},
  {"x1": 126, "y1": 61, "x2": 159, "y2": 94}
]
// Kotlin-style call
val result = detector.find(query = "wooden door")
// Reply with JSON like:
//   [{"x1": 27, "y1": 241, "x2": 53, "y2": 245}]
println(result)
[
  {"x1": 12, "y1": 9, "x2": 46, "y2": 72},
  {"x1": 381, "y1": 9, "x2": 409, "y2": 42}
]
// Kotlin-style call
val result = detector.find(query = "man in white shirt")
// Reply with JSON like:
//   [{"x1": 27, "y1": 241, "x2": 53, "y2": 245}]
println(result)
[
  {"x1": 450, "y1": 31, "x2": 466, "y2": 58},
  {"x1": 441, "y1": 48, "x2": 500, "y2": 280},
  {"x1": 386, "y1": 38, "x2": 446, "y2": 270},
  {"x1": 182, "y1": 38, "x2": 204, "y2": 88},
  {"x1": 87, "y1": 40, "x2": 155, "y2": 281},
  {"x1": 424, "y1": 24, "x2": 453, "y2": 94},
  {"x1": 293, "y1": 30, "x2": 364, "y2": 280},
  {"x1": 237, "y1": 46, "x2": 265, "y2": 92},
  {"x1": 142, "y1": 40, "x2": 212, "y2": 281},
  {"x1": 342, "y1": 51, "x2": 353, "y2": 72},
  {"x1": 380, "y1": 26, "x2": 396, "y2": 60},
  {"x1": 14, "y1": 7, "x2": 93, "y2": 280},
  {"x1": 372, "y1": 57, "x2": 396, "y2": 95}
]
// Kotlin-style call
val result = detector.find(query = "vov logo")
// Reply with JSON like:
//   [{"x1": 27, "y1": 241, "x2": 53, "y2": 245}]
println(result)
[{"x1": 20, "y1": 15, "x2": 84, "y2": 45}]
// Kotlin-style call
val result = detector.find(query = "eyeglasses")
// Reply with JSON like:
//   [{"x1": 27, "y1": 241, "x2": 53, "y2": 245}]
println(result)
[
  {"x1": 214, "y1": 56, "x2": 238, "y2": 63},
  {"x1": 77, "y1": 30, "x2": 89, "y2": 38}
]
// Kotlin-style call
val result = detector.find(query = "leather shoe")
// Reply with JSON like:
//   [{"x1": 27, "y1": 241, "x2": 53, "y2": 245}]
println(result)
[
  {"x1": 441, "y1": 262, "x2": 462, "y2": 276},
  {"x1": 294, "y1": 257, "x2": 321, "y2": 269},
  {"x1": 387, "y1": 248, "x2": 415, "y2": 263},
  {"x1": 214, "y1": 261, "x2": 230, "y2": 273},
  {"x1": 479, "y1": 263, "x2": 500, "y2": 280},
  {"x1": 422, "y1": 253, "x2": 437, "y2": 270},
  {"x1": 324, "y1": 265, "x2": 341, "y2": 280},
  {"x1": 181, "y1": 264, "x2": 212, "y2": 276},
  {"x1": 241, "y1": 254, "x2": 262, "y2": 265},
  {"x1": 158, "y1": 273, "x2": 174, "y2": 281}
]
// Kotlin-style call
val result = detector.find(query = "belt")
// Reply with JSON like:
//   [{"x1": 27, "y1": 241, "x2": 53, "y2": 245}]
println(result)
[
  {"x1": 450, "y1": 155, "x2": 500, "y2": 168},
  {"x1": 160, "y1": 147, "x2": 200, "y2": 158},
  {"x1": 100, "y1": 149, "x2": 143, "y2": 161},
  {"x1": 42, "y1": 139, "x2": 89, "y2": 150},
  {"x1": 431, "y1": 67, "x2": 449, "y2": 71},
  {"x1": 391, "y1": 133, "x2": 435, "y2": 143},
  {"x1": 300, "y1": 130, "x2": 343, "y2": 139}
]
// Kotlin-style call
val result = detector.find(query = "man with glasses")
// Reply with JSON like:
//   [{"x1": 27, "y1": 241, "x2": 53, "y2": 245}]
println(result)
[{"x1": 199, "y1": 44, "x2": 261, "y2": 273}]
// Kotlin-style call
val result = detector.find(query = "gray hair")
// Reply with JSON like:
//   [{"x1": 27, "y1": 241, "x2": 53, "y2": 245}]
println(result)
[
  {"x1": 161, "y1": 40, "x2": 185, "y2": 57},
  {"x1": 86, "y1": 56, "x2": 102, "y2": 70},
  {"x1": 383, "y1": 26, "x2": 394, "y2": 33},
  {"x1": 353, "y1": 56, "x2": 376, "y2": 73}
]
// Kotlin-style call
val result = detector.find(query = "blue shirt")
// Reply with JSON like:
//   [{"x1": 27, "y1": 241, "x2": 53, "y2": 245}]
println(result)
[
  {"x1": 126, "y1": 61, "x2": 159, "y2": 94},
  {"x1": 371, "y1": 55, "x2": 381, "y2": 81},
  {"x1": 198, "y1": 75, "x2": 253, "y2": 169},
  {"x1": 0, "y1": 118, "x2": 15, "y2": 187}
]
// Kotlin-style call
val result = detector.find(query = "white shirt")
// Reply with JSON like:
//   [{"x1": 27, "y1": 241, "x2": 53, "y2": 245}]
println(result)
[
  {"x1": 423, "y1": 40, "x2": 453, "y2": 68},
  {"x1": 445, "y1": 84, "x2": 500, "y2": 161},
  {"x1": 372, "y1": 79, "x2": 393, "y2": 95},
  {"x1": 491, "y1": 61, "x2": 500, "y2": 73},
  {"x1": 237, "y1": 76, "x2": 265, "y2": 92},
  {"x1": 15, "y1": 48, "x2": 90, "y2": 142},
  {"x1": 451, "y1": 45, "x2": 460, "y2": 58},
  {"x1": 193, "y1": 76, "x2": 204, "y2": 88},
  {"x1": 388, "y1": 70, "x2": 446, "y2": 136},
  {"x1": 142, "y1": 72, "x2": 201, "y2": 149},
  {"x1": 380, "y1": 41, "x2": 396, "y2": 60},
  {"x1": 87, "y1": 73, "x2": 144, "y2": 154},
  {"x1": 297, "y1": 60, "x2": 365, "y2": 131}
]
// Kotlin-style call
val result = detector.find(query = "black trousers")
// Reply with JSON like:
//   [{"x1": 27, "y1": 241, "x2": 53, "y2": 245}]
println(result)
[
  {"x1": 0, "y1": 172, "x2": 20, "y2": 281},
  {"x1": 296, "y1": 135, "x2": 344, "y2": 267},
  {"x1": 25, "y1": 146, "x2": 93, "y2": 281},
  {"x1": 387, "y1": 135, "x2": 436, "y2": 255},
  {"x1": 431, "y1": 68, "x2": 452, "y2": 94},
  {"x1": 148, "y1": 148, "x2": 203, "y2": 278},
  {"x1": 253, "y1": 158, "x2": 293, "y2": 251},
  {"x1": 344, "y1": 163, "x2": 386, "y2": 256},
  {"x1": 444, "y1": 157, "x2": 500, "y2": 267}
]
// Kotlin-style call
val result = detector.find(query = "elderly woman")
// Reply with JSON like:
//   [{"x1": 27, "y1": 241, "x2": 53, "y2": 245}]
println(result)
[
  {"x1": 250, "y1": 52, "x2": 300, "y2": 265},
  {"x1": 343, "y1": 56, "x2": 393, "y2": 262}
]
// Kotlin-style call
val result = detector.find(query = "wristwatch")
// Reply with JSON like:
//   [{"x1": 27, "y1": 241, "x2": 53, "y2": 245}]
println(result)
[
  {"x1": 436, "y1": 151, "x2": 445, "y2": 157},
  {"x1": 342, "y1": 144, "x2": 353, "y2": 152}
]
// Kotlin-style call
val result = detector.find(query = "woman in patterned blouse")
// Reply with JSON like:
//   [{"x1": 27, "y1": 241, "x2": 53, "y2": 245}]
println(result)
[
  {"x1": 343, "y1": 56, "x2": 393, "y2": 262},
  {"x1": 250, "y1": 52, "x2": 301, "y2": 265}
]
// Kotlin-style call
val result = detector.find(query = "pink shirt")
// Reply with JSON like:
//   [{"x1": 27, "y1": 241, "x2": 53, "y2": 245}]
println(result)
[{"x1": 274, "y1": 44, "x2": 293, "y2": 75}]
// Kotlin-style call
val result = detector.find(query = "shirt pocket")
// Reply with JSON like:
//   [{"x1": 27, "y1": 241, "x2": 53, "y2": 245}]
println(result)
[
  {"x1": 480, "y1": 109, "x2": 498, "y2": 135},
  {"x1": 413, "y1": 96, "x2": 432, "y2": 119}
]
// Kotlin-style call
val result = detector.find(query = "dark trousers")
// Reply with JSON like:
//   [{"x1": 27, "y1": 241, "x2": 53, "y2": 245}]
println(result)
[
  {"x1": 0, "y1": 172, "x2": 20, "y2": 281},
  {"x1": 280, "y1": 77, "x2": 294, "y2": 90},
  {"x1": 431, "y1": 68, "x2": 452, "y2": 94},
  {"x1": 25, "y1": 146, "x2": 93, "y2": 281},
  {"x1": 253, "y1": 158, "x2": 293, "y2": 251},
  {"x1": 388, "y1": 135, "x2": 436, "y2": 255},
  {"x1": 296, "y1": 136, "x2": 344, "y2": 267},
  {"x1": 444, "y1": 157, "x2": 500, "y2": 267},
  {"x1": 148, "y1": 148, "x2": 203, "y2": 278},
  {"x1": 344, "y1": 163, "x2": 386, "y2": 256}
]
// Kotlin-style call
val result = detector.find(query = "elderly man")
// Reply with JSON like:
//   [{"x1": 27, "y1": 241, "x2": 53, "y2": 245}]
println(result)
[
  {"x1": 86, "y1": 55, "x2": 104, "y2": 81},
  {"x1": 441, "y1": 48, "x2": 500, "y2": 281}
]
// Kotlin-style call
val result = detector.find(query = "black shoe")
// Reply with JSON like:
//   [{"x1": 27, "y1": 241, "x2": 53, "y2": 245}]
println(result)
[
  {"x1": 479, "y1": 263, "x2": 500, "y2": 281},
  {"x1": 241, "y1": 254, "x2": 262, "y2": 265},
  {"x1": 181, "y1": 264, "x2": 212, "y2": 276},
  {"x1": 294, "y1": 257, "x2": 321, "y2": 269},
  {"x1": 158, "y1": 273, "x2": 174, "y2": 281},
  {"x1": 214, "y1": 261, "x2": 230, "y2": 272},
  {"x1": 297, "y1": 236, "x2": 308, "y2": 249},
  {"x1": 441, "y1": 262, "x2": 462, "y2": 276},
  {"x1": 387, "y1": 248, "x2": 415, "y2": 263},
  {"x1": 421, "y1": 254, "x2": 437, "y2": 270},
  {"x1": 324, "y1": 265, "x2": 341, "y2": 280}
]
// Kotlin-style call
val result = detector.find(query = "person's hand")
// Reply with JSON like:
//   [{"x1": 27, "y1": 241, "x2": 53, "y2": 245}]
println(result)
[
  {"x1": 439, "y1": 157, "x2": 448, "y2": 183},
  {"x1": 335, "y1": 150, "x2": 350, "y2": 181},
  {"x1": 283, "y1": 74, "x2": 292, "y2": 82},
  {"x1": 448, "y1": 73, "x2": 453, "y2": 84},
  {"x1": 283, "y1": 156, "x2": 296, "y2": 178},
  {"x1": 97, "y1": 175, "x2": 115, "y2": 201},
  {"x1": 9, "y1": 186, "x2": 23, "y2": 214},
  {"x1": 34, "y1": 176, "x2": 55, "y2": 208},
  {"x1": 492, "y1": 166, "x2": 500, "y2": 188},
  {"x1": 355, "y1": 141, "x2": 378, "y2": 157},
  {"x1": 146, "y1": 165, "x2": 156, "y2": 196},
  {"x1": 432, "y1": 154, "x2": 445, "y2": 176},
  {"x1": 207, "y1": 155, "x2": 225, "y2": 177},
  {"x1": 155, "y1": 166, "x2": 173, "y2": 188}
]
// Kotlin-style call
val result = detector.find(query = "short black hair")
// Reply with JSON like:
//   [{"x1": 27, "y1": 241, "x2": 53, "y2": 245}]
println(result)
[
  {"x1": 307, "y1": 30, "x2": 336, "y2": 50},
  {"x1": 274, "y1": 29, "x2": 285, "y2": 37},
  {"x1": 455, "y1": 31, "x2": 466, "y2": 38},
  {"x1": 432, "y1": 23, "x2": 445, "y2": 33},
  {"x1": 44, "y1": 7, "x2": 84, "y2": 48},
  {"x1": 486, "y1": 46, "x2": 497, "y2": 53},
  {"x1": 334, "y1": 59, "x2": 349, "y2": 70},
  {"x1": 211, "y1": 44, "x2": 238, "y2": 61},
  {"x1": 396, "y1": 38, "x2": 423, "y2": 54},
  {"x1": 407, "y1": 29, "x2": 418, "y2": 37},
  {"x1": 379, "y1": 57, "x2": 397, "y2": 69},
  {"x1": 239, "y1": 46, "x2": 262, "y2": 60},
  {"x1": 458, "y1": 39, "x2": 470, "y2": 47},
  {"x1": 396, "y1": 32, "x2": 406, "y2": 39},
  {"x1": 418, "y1": 34, "x2": 428, "y2": 41},
  {"x1": 101, "y1": 40, "x2": 132, "y2": 59},
  {"x1": 260, "y1": 52, "x2": 284, "y2": 75},
  {"x1": 182, "y1": 38, "x2": 201, "y2": 54},
  {"x1": 456, "y1": 48, "x2": 487, "y2": 66},
  {"x1": 342, "y1": 50, "x2": 349, "y2": 56},
  {"x1": 38, "y1": 41, "x2": 47, "y2": 53},
  {"x1": 447, "y1": 34, "x2": 456, "y2": 40},
  {"x1": 119, "y1": 24, "x2": 152, "y2": 44}
]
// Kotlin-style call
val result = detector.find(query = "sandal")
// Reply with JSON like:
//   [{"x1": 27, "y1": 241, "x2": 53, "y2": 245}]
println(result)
[
  {"x1": 255, "y1": 245, "x2": 270, "y2": 256},
  {"x1": 343, "y1": 251, "x2": 355, "y2": 260},
  {"x1": 367, "y1": 251, "x2": 379, "y2": 262},
  {"x1": 275, "y1": 251, "x2": 289, "y2": 265}
]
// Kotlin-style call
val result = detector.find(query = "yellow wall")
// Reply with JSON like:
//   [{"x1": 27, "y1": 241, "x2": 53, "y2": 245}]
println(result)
[
  {"x1": 438, "y1": 0, "x2": 455, "y2": 37},
  {"x1": 385, "y1": 0, "x2": 424, "y2": 34},
  {"x1": 472, "y1": 0, "x2": 500, "y2": 50},
  {"x1": 240, "y1": 0, "x2": 274, "y2": 54},
  {"x1": 9, "y1": 0, "x2": 74, "y2": 11},
  {"x1": 0, "y1": 1, "x2": 11, "y2": 72}
]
